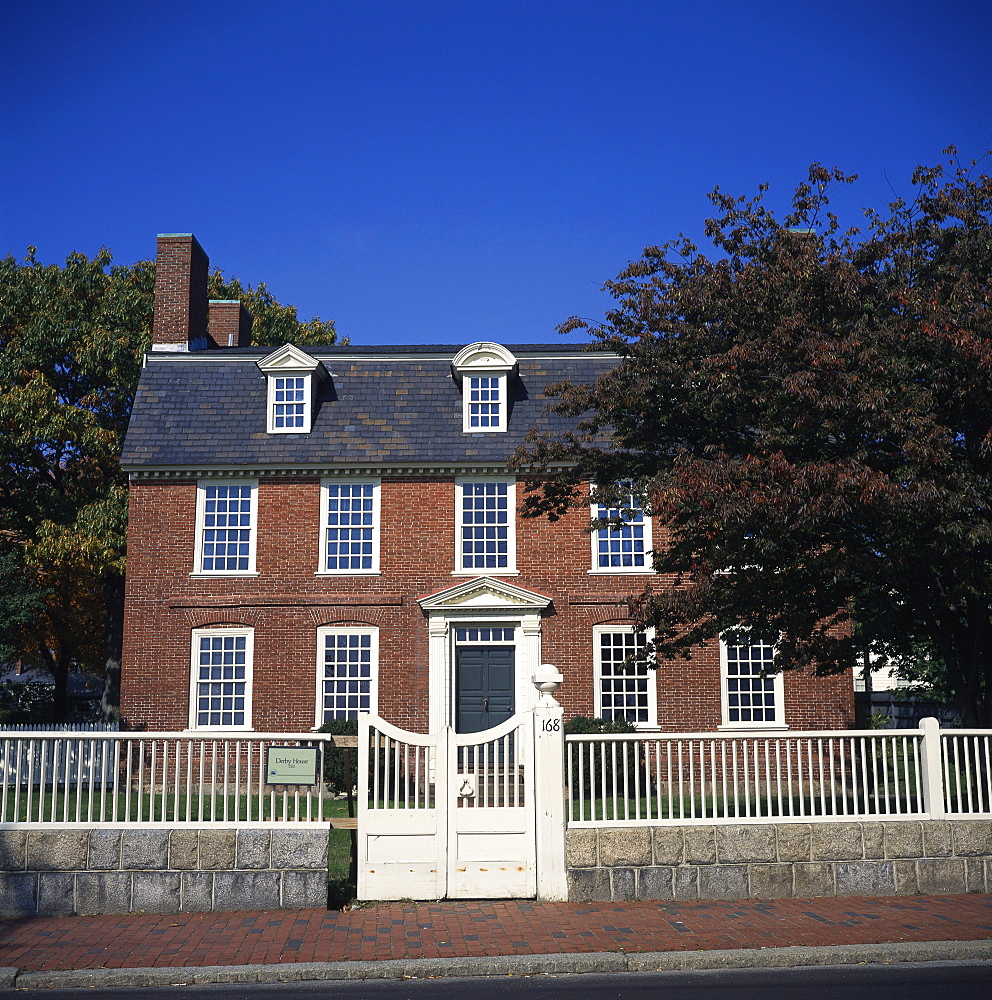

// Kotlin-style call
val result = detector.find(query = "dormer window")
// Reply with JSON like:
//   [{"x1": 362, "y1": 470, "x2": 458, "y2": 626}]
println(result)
[
  {"x1": 257, "y1": 344, "x2": 328, "y2": 434},
  {"x1": 451, "y1": 343, "x2": 517, "y2": 433}
]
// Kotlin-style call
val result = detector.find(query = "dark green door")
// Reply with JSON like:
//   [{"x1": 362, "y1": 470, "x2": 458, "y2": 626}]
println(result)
[{"x1": 455, "y1": 647, "x2": 515, "y2": 733}]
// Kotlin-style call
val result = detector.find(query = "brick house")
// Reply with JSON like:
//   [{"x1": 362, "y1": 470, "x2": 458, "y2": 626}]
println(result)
[{"x1": 119, "y1": 234, "x2": 853, "y2": 736}]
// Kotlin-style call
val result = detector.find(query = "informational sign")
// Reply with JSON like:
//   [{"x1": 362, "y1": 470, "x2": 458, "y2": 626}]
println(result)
[{"x1": 265, "y1": 745, "x2": 319, "y2": 785}]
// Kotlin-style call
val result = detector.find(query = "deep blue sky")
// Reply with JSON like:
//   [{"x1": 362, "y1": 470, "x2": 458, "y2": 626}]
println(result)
[{"x1": 2, "y1": 1, "x2": 988, "y2": 345}]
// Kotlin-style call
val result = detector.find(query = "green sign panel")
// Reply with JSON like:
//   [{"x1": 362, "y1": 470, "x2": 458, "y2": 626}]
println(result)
[{"x1": 266, "y1": 745, "x2": 319, "y2": 785}]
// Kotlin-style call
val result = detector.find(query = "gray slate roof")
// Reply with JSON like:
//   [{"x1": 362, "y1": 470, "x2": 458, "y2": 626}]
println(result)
[{"x1": 121, "y1": 344, "x2": 616, "y2": 470}]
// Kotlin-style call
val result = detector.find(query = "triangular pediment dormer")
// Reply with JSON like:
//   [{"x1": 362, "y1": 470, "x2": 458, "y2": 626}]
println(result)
[
  {"x1": 418, "y1": 576, "x2": 552, "y2": 614},
  {"x1": 256, "y1": 344, "x2": 328, "y2": 433}
]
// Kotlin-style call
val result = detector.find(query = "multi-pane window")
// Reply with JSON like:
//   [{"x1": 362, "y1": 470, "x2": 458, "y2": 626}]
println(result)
[
  {"x1": 258, "y1": 344, "x2": 323, "y2": 434},
  {"x1": 595, "y1": 628, "x2": 655, "y2": 727},
  {"x1": 197, "y1": 482, "x2": 256, "y2": 573},
  {"x1": 273, "y1": 376, "x2": 306, "y2": 429},
  {"x1": 455, "y1": 627, "x2": 514, "y2": 643},
  {"x1": 458, "y1": 480, "x2": 514, "y2": 571},
  {"x1": 191, "y1": 629, "x2": 252, "y2": 729},
  {"x1": 317, "y1": 628, "x2": 377, "y2": 722},
  {"x1": 592, "y1": 491, "x2": 650, "y2": 571},
  {"x1": 321, "y1": 481, "x2": 379, "y2": 573},
  {"x1": 467, "y1": 376, "x2": 503, "y2": 430},
  {"x1": 722, "y1": 639, "x2": 783, "y2": 727}
]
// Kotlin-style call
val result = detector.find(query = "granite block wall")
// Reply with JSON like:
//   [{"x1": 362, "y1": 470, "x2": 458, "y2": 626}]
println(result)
[
  {"x1": 0, "y1": 829, "x2": 328, "y2": 917},
  {"x1": 566, "y1": 819, "x2": 992, "y2": 901}
]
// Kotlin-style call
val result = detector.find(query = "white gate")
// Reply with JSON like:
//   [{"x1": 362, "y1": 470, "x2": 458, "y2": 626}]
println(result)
[{"x1": 358, "y1": 712, "x2": 539, "y2": 900}]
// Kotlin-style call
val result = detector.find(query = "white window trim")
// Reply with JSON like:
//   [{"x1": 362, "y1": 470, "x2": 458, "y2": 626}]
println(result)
[
  {"x1": 718, "y1": 637, "x2": 787, "y2": 731},
  {"x1": 191, "y1": 479, "x2": 259, "y2": 577},
  {"x1": 316, "y1": 478, "x2": 381, "y2": 576},
  {"x1": 462, "y1": 371, "x2": 507, "y2": 433},
  {"x1": 187, "y1": 626, "x2": 254, "y2": 732},
  {"x1": 451, "y1": 342, "x2": 516, "y2": 435},
  {"x1": 452, "y1": 476, "x2": 519, "y2": 576},
  {"x1": 588, "y1": 485, "x2": 654, "y2": 575},
  {"x1": 314, "y1": 626, "x2": 379, "y2": 727},
  {"x1": 266, "y1": 371, "x2": 312, "y2": 434},
  {"x1": 256, "y1": 343, "x2": 328, "y2": 435},
  {"x1": 593, "y1": 624, "x2": 657, "y2": 730}
]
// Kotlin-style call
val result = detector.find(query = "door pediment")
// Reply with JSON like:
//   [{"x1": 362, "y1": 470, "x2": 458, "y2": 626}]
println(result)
[{"x1": 418, "y1": 577, "x2": 552, "y2": 614}]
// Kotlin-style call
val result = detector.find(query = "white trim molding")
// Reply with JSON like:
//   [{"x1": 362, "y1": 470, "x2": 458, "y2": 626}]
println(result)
[
  {"x1": 592, "y1": 624, "x2": 657, "y2": 729},
  {"x1": 257, "y1": 343, "x2": 329, "y2": 434},
  {"x1": 192, "y1": 479, "x2": 258, "y2": 576},
  {"x1": 454, "y1": 477, "x2": 517, "y2": 575},
  {"x1": 316, "y1": 477, "x2": 381, "y2": 575},
  {"x1": 189, "y1": 626, "x2": 254, "y2": 731},
  {"x1": 315, "y1": 625, "x2": 379, "y2": 725},
  {"x1": 418, "y1": 576, "x2": 552, "y2": 733},
  {"x1": 588, "y1": 485, "x2": 654, "y2": 574},
  {"x1": 719, "y1": 637, "x2": 787, "y2": 731},
  {"x1": 451, "y1": 343, "x2": 517, "y2": 434}
]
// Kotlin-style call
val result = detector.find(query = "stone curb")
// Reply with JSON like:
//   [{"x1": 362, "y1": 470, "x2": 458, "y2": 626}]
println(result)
[{"x1": 11, "y1": 940, "x2": 992, "y2": 990}]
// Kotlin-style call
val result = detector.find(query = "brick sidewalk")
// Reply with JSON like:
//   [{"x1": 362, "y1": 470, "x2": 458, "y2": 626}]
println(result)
[{"x1": 0, "y1": 895, "x2": 990, "y2": 972}]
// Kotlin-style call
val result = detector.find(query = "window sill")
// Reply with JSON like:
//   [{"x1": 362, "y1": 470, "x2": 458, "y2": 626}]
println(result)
[
  {"x1": 717, "y1": 723, "x2": 789, "y2": 733},
  {"x1": 189, "y1": 572, "x2": 260, "y2": 578},
  {"x1": 450, "y1": 569, "x2": 520, "y2": 577},
  {"x1": 315, "y1": 571, "x2": 382, "y2": 577},
  {"x1": 183, "y1": 727, "x2": 256, "y2": 734},
  {"x1": 587, "y1": 569, "x2": 656, "y2": 576}
]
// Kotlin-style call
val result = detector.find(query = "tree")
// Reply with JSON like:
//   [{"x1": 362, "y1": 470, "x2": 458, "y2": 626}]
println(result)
[
  {"x1": 0, "y1": 247, "x2": 343, "y2": 722},
  {"x1": 208, "y1": 272, "x2": 340, "y2": 347},
  {"x1": 514, "y1": 149, "x2": 992, "y2": 726}
]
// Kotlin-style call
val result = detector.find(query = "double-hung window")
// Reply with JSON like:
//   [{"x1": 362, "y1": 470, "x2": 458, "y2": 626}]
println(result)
[
  {"x1": 452, "y1": 343, "x2": 516, "y2": 433},
  {"x1": 318, "y1": 479, "x2": 380, "y2": 574},
  {"x1": 455, "y1": 478, "x2": 517, "y2": 573},
  {"x1": 316, "y1": 627, "x2": 378, "y2": 723},
  {"x1": 721, "y1": 638, "x2": 785, "y2": 729},
  {"x1": 594, "y1": 626, "x2": 656, "y2": 728},
  {"x1": 194, "y1": 480, "x2": 257, "y2": 575},
  {"x1": 590, "y1": 488, "x2": 652, "y2": 573},
  {"x1": 272, "y1": 376, "x2": 306, "y2": 429},
  {"x1": 190, "y1": 628, "x2": 253, "y2": 730},
  {"x1": 465, "y1": 375, "x2": 505, "y2": 431},
  {"x1": 257, "y1": 343, "x2": 328, "y2": 434}
]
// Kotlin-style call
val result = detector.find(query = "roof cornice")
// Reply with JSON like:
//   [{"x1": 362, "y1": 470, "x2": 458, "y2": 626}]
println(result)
[{"x1": 125, "y1": 462, "x2": 575, "y2": 480}]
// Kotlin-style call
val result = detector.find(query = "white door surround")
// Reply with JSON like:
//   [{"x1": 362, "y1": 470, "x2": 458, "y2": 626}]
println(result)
[{"x1": 418, "y1": 577, "x2": 552, "y2": 734}]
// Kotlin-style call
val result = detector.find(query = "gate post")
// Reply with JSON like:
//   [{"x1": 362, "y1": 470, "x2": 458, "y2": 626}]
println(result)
[
  {"x1": 919, "y1": 716, "x2": 946, "y2": 819},
  {"x1": 532, "y1": 664, "x2": 567, "y2": 900}
]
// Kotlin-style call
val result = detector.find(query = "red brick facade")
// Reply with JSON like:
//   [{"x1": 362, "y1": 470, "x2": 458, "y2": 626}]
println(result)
[
  {"x1": 120, "y1": 475, "x2": 853, "y2": 734},
  {"x1": 121, "y1": 233, "x2": 853, "y2": 737}
]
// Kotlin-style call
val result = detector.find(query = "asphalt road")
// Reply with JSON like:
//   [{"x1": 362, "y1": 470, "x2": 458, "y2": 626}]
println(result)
[{"x1": 0, "y1": 961, "x2": 989, "y2": 1000}]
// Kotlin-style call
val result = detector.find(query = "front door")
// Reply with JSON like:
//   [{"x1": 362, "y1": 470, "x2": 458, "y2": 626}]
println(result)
[{"x1": 455, "y1": 646, "x2": 514, "y2": 733}]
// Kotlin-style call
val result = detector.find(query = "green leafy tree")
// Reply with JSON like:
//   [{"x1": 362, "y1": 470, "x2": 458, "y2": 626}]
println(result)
[
  {"x1": 0, "y1": 247, "x2": 343, "y2": 722},
  {"x1": 208, "y1": 272, "x2": 340, "y2": 347},
  {"x1": 515, "y1": 148, "x2": 992, "y2": 727}
]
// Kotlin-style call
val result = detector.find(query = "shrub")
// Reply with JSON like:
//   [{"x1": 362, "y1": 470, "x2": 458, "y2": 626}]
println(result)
[{"x1": 315, "y1": 717, "x2": 359, "y2": 794}]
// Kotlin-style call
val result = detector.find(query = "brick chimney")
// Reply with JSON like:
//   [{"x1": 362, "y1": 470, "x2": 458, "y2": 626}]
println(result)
[
  {"x1": 208, "y1": 300, "x2": 253, "y2": 347},
  {"x1": 152, "y1": 234, "x2": 209, "y2": 351}
]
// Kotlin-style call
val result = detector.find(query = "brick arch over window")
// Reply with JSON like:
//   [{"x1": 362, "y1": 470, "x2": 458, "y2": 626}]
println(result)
[
  {"x1": 183, "y1": 610, "x2": 261, "y2": 629},
  {"x1": 309, "y1": 609, "x2": 386, "y2": 628},
  {"x1": 577, "y1": 605, "x2": 637, "y2": 628}
]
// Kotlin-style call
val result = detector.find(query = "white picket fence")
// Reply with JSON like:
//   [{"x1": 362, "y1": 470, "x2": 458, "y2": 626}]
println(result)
[
  {"x1": 0, "y1": 732, "x2": 337, "y2": 828},
  {"x1": 1, "y1": 718, "x2": 989, "y2": 833},
  {"x1": 566, "y1": 718, "x2": 992, "y2": 826}
]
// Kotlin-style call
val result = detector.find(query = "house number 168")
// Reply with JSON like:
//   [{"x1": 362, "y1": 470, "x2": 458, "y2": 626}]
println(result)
[{"x1": 541, "y1": 718, "x2": 560, "y2": 732}]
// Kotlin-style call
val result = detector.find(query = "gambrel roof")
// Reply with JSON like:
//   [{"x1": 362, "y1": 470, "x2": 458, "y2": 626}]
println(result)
[{"x1": 122, "y1": 343, "x2": 616, "y2": 471}]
